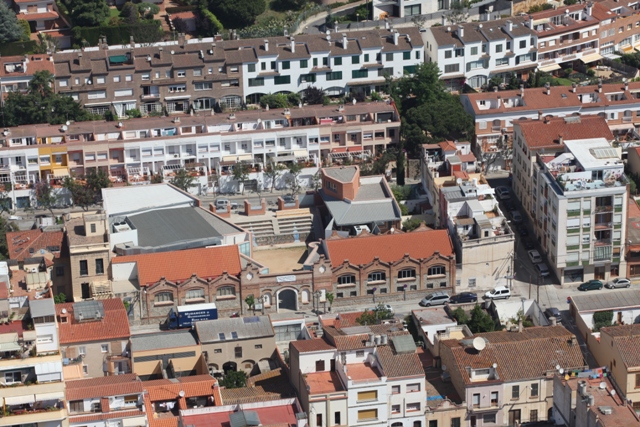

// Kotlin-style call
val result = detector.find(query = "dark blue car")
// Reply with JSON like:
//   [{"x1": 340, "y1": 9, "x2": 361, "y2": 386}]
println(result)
[{"x1": 449, "y1": 292, "x2": 478, "y2": 304}]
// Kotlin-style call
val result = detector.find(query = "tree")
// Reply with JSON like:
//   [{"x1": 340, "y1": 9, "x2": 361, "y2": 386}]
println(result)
[
  {"x1": 272, "y1": 0, "x2": 307, "y2": 11},
  {"x1": 17, "y1": 20, "x2": 31, "y2": 41},
  {"x1": 137, "y1": 2, "x2": 159, "y2": 19},
  {"x1": 285, "y1": 162, "x2": 304, "y2": 195},
  {"x1": 451, "y1": 307, "x2": 470, "y2": 325},
  {"x1": 593, "y1": 310, "x2": 613, "y2": 331},
  {"x1": 169, "y1": 169, "x2": 196, "y2": 193},
  {"x1": 310, "y1": 171, "x2": 321, "y2": 191},
  {"x1": 0, "y1": 1, "x2": 24, "y2": 44},
  {"x1": 303, "y1": 86, "x2": 327, "y2": 105},
  {"x1": 67, "y1": 0, "x2": 109, "y2": 26},
  {"x1": 54, "y1": 293, "x2": 67, "y2": 304},
  {"x1": 402, "y1": 218, "x2": 422, "y2": 232},
  {"x1": 259, "y1": 93, "x2": 290, "y2": 109},
  {"x1": 356, "y1": 305, "x2": 393, "y2": 325},
  {"x1": 35, "y1": 181, "x2": 59, "y2": 217},
  {"x1": 483, "y1": 134, "x2": 512, "y2": 173},
  {"x1": 232, "y1": 163, "x2": 250, "y2": 195},
  {"x1": 244, "y1": 295, "x2": 255, "y2": 313},
  {"x1": 326, "y1": 292, "x2": 334, "y2": 312},
  {"x1": 220, "y1": 370, "x2": 247, "y2": 388},
  {"x1": 62, "y1": 177, "x2": 95, "y2": 210},
  {"x1": 121, "y1": 2, "x2": 140, "y2": 23},
  {"x1": 207, "y1": 0, "x2": 265, "y2": 29},
  {"x1": 0, "y1": 217, "x2": 19, "y2": 260},
  {"x1": 85, "y1": 169, "x2": 111, "y2": 202},
  {"x1": 446, "y1": 0, "x2": 469, "y2": 24},
  {"x1": 467, "y1": 304, "x2": 496, "y2": 334},
  {"x1": 197, "y1": 8, "x2": 223, "y2": 37},
  {"x1": 264, "y1": 162, "x2": 285, "y2": 192}
]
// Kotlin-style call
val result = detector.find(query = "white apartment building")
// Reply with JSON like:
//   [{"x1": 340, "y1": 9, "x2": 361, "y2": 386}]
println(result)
[
  {"x1": 513, "y1": 116, "x2": 628, "y2": 285},
  {"x1": 424, "y1": 17, "x2": 538, "y2": 90}
]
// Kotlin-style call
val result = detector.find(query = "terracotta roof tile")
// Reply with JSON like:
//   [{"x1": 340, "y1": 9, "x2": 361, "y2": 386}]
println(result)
[
  {"x1": 324, "y1": 228, "x2": 454, "y2": 269},
  {"x1": 220, "y1": 368, "x2": 295, "y2": 405},
  {"x1": 69, "y1": 409, "x2": 144, "y2": 423},
  {"x1": 112, "y1": 246, "x2": 242, "y2": 286},
  {"x1": 56, "y1": 298, "x2": 130, "y2": 344},
  {"x1": 600, "y1": 324, "x2": 640, "y2": 368},
  {"x1": 516, "y1": 116, "x2": 613, "y2": 149},
  {"x1": 0, "y1": 55, "x2": 54, "y2": 77},
  {"x1": 6, "y1": 229, "x2": 65, "y2": 261},
  {"x1": 144, "y1": 375, "x2": 218, "y2": 401},
  {"x1": 17, "y1": 11, "x2": 59, "y2": 20},
  {"x1": 290, "y1": 339, "x2": 335, "y2": 353},
  {"x1": 375, "y1": 345, "x2": 424, "y2": 378},
  {"x1": 66, "y1": 374, "x2": 142, "y2": 400}
]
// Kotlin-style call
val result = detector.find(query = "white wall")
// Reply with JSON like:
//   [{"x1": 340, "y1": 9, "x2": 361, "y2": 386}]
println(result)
[{"x1": 111, "y1": 261, "x2": 138, "y2": 282}]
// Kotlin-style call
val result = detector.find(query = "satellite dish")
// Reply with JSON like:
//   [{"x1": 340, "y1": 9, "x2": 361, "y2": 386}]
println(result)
[
  {"x1": 473, "y1": 337, "x2": 486, "y2": 352},
  {"x1": 559, "y1": 368, "x2": 564, "y2": 375},
  {"x1": 599, "y1": 382, "x2": 606, "y2": 390},
  {"x1": 61, "y1": 308, "x2": 67, "y2": 314},
  {"x1": 65, "y1": 121, "x2": 70, "y2": 126},
  {"x1": 492, "y1": 362, "x2": 497, "y2": 369},
  {"x1": 179, "y1": 390, "x2": 185, "y2": 397}
]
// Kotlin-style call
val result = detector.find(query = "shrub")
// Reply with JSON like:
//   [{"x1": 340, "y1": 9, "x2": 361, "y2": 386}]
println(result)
[{"x1": 593, "y1": 310, "x2": 613, "y2": 331}]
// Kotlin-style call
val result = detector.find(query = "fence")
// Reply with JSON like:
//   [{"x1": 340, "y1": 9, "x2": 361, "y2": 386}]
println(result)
[{"x1": 602, "y1": 56, "x2": 640, "y2": 79}]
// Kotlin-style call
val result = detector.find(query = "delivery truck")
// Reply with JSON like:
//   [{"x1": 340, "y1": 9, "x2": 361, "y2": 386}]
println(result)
[{"x1": 166, "y1": 302, "x2": 217, "y2": 329}]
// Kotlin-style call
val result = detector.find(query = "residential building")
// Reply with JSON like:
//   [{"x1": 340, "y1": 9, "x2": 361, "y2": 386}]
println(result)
[
  {"x1": 440, "y1": 326, "x2": 586, "y2": 427},
  {"x1": 424, "y1": 17, "x2": 538, "y2": 90},
  {"x1": 317, "y1": 165, "x2": 402, "y2": 236},
  {"x1": 411, "y1": 306, "x2": 471, "y2": 358},
  {"x1": 597, "y1": 0, "x2": 640, "y2": 56},
  {"x1": 270, "y1": 312, "x2": 311, "y2": 353},
  {"x1": 460, "y1": 81, "x2": 640, "y2": 171},
  {"x1": 56, "y1": 298, "x2": 131, "y2": 379},
  {"x1": 220, "y1": 367, "x2": 297, "y2": 405},
  {"x1": 512, "y1": 116, "x2": 628, "y2": 285},
  {"x1": 0, "y1": 55, "x2": 55, "y2": 99},
  {"x1": 65, "y1": 212, "x2": 110, "y2": 301},
  {"x1": 14, "y1": 0, "x2": 59, "y2": 31},
  {"x1": 129, "y1": 329, "x2": 204, "y2": 380},
  {"x1": 626, "y1": 193, "x2": 640, "y2": 279},
  {"x1": 553, "y1": 373, "x2": 639, "y2": 427},
  {"x1": 0, "y1": 299, "x2": 67, "y2": 427},
  {"x1": 318, "y1": 224, "x2": 456, "y2": 304},
  {"x1": 439, "y1": 177, "x2": 514, "y2": 291},
  {"x1": 65, "y1": 374, "x2": 147, "y2": 427},
  {"x1": 52, "y1": 29, "x2": 423, "y2": 116},
  {"x1": 196, "y1": 316, "x2": 276, "y2": 376},
  {"x1": 6, "y1": 228, "x2": 70, "y2": 297},
  {"x1": 181, "y1": 398, "x2": 306, "y2": 427}
]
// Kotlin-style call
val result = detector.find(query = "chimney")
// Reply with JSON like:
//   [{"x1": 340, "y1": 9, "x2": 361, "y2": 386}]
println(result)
[
  {"x1": 264, "y1": 39, "x2": 269, "y2": 52},
  {"x1": 558, "y1": 134, "x2": 564, "y2": 144},
  {"x1": 393, "y1": 30, "x2": 399, "y2": 45},
  {"x1": 441, "y1": 15, "x2": 447, "y2": 26},
  {"x1": 385, "y1": 20, "x2": 390, "y2": 29},
  {"x1": 342, "y1": 33, "x2": 348, "y2": 49},
  {"x1": 550, "y1": 316, "x2": 557, "y2": 326},
  {"x1": 545, "y1": 82, "x2": 550, "y2": 95},
  {"x1": 506, "y1": 20, "x2": 513, "y2": 32},
  {"x1": 493, "y1": 86, "x2": 498, "y2": 92},
  {"x1": 334, "y1": 24, "x2": 338, "y2": 33},
  {"x1": 586, "y1": 2, "x2": 593, "y2": 15},
  {"x1": 518, "y1": 318, "x2": 523, "y2": 333},
  {"x1": 457, "y1": 25, "x2": 464, "y2": 38},
  {"x1": 129, "y1": 36, "x2": 134, "y2": 47},
  {"x1": 570, "y1": 336, "x2": 577, "y2": 346},
  {"x1": 625, "y1": 78, "x2": 629, "y2": 91},
  {"x1": 290, "y1": 37, "x2": 295, "y2": 53},
  {"x1": 538, "y1": 110, "x2": 543, "y2": 120},
  {"x1": 572, "y1": 82, "x2": 577, "y2": 93},
  {"x1": 520, "y1": 84, "x2": 524, "y2": 97},
  {"x1": 102, "y1": 37, "x2": 108, "y2": 50},
  {"x1": 178, "y1": 33, "x2": 185, "y2": 48},
  {"x1": 528, "y1": 15, "x2": 533, "y2": 28},
  {"x1": 598, "y1": 82, "x2": 602, "y2": 93}
]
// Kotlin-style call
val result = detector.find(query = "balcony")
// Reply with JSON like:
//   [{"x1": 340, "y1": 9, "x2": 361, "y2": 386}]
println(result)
[
  {"x1": 594, "y1": 239, "x2": 612, "y2": 247},
  {"x1": 594, "y1": 222, "x2": 612, "y2": 230},
  {"x1": 0, "y1": 407, "x2": 67, "y2": 426},
  {"x1": 595, "y1": 205, "x2": 613, "y2": 213}
]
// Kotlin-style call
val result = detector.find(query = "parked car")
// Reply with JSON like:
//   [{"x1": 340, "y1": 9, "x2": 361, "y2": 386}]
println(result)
[
  {"x1": 536, "y1": 263, "x2": 550, "y2": 277},
  {"x1": 505, "y1": 200, "x2": 516, "y2": 212},
  {"x1": 496, "y1": 187, "x2": 511, "y2": 200},
  {"x1": 484, "y1": 286, "x2": 511, "y2": 300},
  {"x1": 449, "y1": 292, "x2": 478, "y2": 304},
  {"x1": 544, "y1": 307, "x2": 563, "y2": 324},
  {"x1": 215, "y1": 198, "x2": 238, "y2": 210},
  {"x1": 605, "y1": 277, "x2": 631, "y2": 289},
  {"x1": 419, "y1": 292, "x2": 450, "y2": 307},
  {"x1": 522, "y1": 239, "x2": 535, "y2": 250},
  {"x1": 369, "y1": 304, "x2": 394, "y2": 314},
  {"x1": 528, "y1": 249, "x2": 542, "y2": 264},
  {"x1": 511, "y1": 210, "x2": 523, "y2": 224},
  {"x1": 578, "y1": 280, "x2": 603, "y2": 291},
  {"x1": 519, "y1": 226, "x2": 529, "y2": 237}
]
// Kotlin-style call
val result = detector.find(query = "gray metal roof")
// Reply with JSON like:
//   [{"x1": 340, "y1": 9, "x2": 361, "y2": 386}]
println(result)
[
  {"x1": 391, "y1": 334, "x2": 417, "y2": 354},
  {"x1": 353, "y1": 182, "x2": 387, "y2": 201},
  {"x1": 229, "y1": 411, "x2": 261, "y2": 427},
  {"x1": 102, "y1": 184, "x2": 194, "y2": 216},
  {"x1": 196, "y1": 316, "x2": 274, "y2": 343},
  {"x1": 73, "y1": 300, "x2": 105, "y2": 321},
  {"x1": 131, "y1": 329, "x2": 198, "y2": 351},
  {"x1": 571, "y1": 289, "x2": 640, "y2": 312},
  {"x1": 323, "y1": 166, "x2": 358, "y2": 182},
  {"x1": 320, "y1": 192, "x2": 400, "y2": 226},
  {"x1": 29, "y1": 298, "x2": 55, "y2": 317}
]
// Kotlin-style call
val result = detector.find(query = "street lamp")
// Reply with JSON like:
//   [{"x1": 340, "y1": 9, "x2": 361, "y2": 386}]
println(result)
[
  {"x1": 314, "y1": 290, "x2": 322, "y2": 314},
  {"x1": 372, "y1": 287, "x2": 377, "y2": 304},
  {"x1": 259, "y1": 295, "x2": 266, "y2": 315},
  {"x1": 403, "y1": 284, "x2": 407, "y2": 301}
]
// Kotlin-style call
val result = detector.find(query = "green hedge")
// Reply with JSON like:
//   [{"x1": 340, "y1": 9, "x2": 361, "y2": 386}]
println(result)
[
  {"x1": 0, "y1": 41, "x2": 39, "y2": 56},
  {"x1": 166, "y1": 5, "x2": 196, "y2": 13},
  {"x1": 73, "y1": 20, "x2": 164, "y2": 46}
]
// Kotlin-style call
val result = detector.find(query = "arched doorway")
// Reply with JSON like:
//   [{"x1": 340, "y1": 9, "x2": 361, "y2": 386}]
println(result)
[
  {"x1": 277, "y1": 289, "x2": 298, "y2": 311},
  {"x1": 222, "y1": 361, "x2": 237, "y2": 373}
]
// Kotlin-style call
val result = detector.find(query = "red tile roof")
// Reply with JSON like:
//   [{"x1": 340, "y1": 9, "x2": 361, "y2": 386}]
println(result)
[
  {"x1": 324, "y1": 227, "x2": 453, "y2": 268},
  {"x1": 0, "y1": 55, "x2": 55, "y2": 77},
  {"x1": 290, "y1": 339, "x2": 335, "y2": 353},
  {"x1": 6, "y1": 229, "x2": 65, "y2": 261},
  {"x1": 515, "y1": 116, "x2": 613, "y2": 149},
  {"x1": 144, "y1": 375, "x2": 218, "y2": 401},
  {"x1": 112, "y1": 246, "x2": 242, "y2": 286},
  {"x1": 17, "y1": 11, "x2": 59, "y2": 20},
  {"x1": 439, "y1": 141, "x2": 457, "y2": 152},
  {"x1": 66, "y1": 374, "x2": 142, "y2": 401},
  {"x1": 56, "y1": 298, "x2": 130, "y2": 344},
  {"x1": 600, "y1": 324, "x2": 640, "y2": 368},
  {"x1": 70, "y1": 409, "x2": 144, "y2": 423}
]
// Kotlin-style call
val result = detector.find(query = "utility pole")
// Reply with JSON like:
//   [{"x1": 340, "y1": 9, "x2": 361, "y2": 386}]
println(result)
[
  {"x1": 537, "y1": 274, "x2": 541, "y2": 303},
  {"x1": 529, "y1": 273, "x2": 532, "y2": 300}
]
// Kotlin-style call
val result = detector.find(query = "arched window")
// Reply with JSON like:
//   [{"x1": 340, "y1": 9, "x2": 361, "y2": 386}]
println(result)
[
  {"x1": 154, "y1": 292, "x2": 173, "y2": 303},
  {"x1": 217, "y1": 286, "x2": 236, "y2": 297},
  {"x1": 185, "y1": 288, "x2": 205, "y2": 300},
  {"x1": 301, "y1": 289, "x2": 310, "y2": 304},
  {"x1": 263, "y1": 293, "x2": 272, "y2": 307},
  {"x1": 391, "y1": 423, "x2": 403, "y2": 427},
  {"x1": 367, "y1": 271, "x2": 386, "y2": 282},
  {"x1": 427, "y1": 266, "x2": 446, "y2": 277},
  {"x1": 337, "y1": 274, "x2": 356, "y2": 285},
  {"x1": 397, "y1": 268, "x2": 416, "y2": 279}
]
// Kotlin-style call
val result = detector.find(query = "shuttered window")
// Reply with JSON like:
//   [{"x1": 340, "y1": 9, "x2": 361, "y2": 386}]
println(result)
[
  {"x1": 357, "y1": 390, "x2": 377, "y2": 401},
  {"x1": 358, "y1": 409, "x2": 377, "y2": 420}
]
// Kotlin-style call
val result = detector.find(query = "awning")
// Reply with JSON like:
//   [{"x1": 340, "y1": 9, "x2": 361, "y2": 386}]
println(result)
[
  {"x1": 0, "y1": 341, "x2": 20, "y2": 352},
  {"x1": 23, "y1": 330, "x2": 36, "y2": 341},
  {"x1": 346, "y1": 128, "x2": 362, "y2": 134},
  {"x1": 109, "y1": 55, "x2": 128, "y2": 64},
  {"x1": 164, "y1": 95, "x2": 191, "y2": 100},
  {"x1": 293, "y1": 150, "x2": 307, "y2": 158},
  {"x1": 580, "y1": 53, "x2": 603, "y2": 63},
  {"x1": 36, "y1": 392, "x2": 65, "y2": 401},
  {"x1": 275, "y1": 155, "x2": 295, "y2": 162},
  {"x1": 53, "y1": 169, "x2": 69, "y2": 178},
  {"x1": 538, "y1": 64, "x2": 561, "y2": 72},
  {"x1": 5, "y1": 395, "x2": 36, "y2": 405},
  {"x1": 222, "y1": 154, "x2": 252, "y2": 162},
  {"x1": 622, "y1": 45, "x2": 634, "y2": 53},
  {"x1": 609, "y1": 123, "x2": 635, "y2": 130}
]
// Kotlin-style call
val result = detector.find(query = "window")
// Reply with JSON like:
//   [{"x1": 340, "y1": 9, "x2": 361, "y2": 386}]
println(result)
[
  {"x1": 530, "y1": 410, "x2": 538, "y2": 422},
  {"x1": 512, "y1": 385, "x2": 519, "y2": 399},
  {"x1": 496, "y1": 44, "x2": 503, "y2": 53},
  {"x1": 357, "y1": 390, "x2": 377, "y2": 401},
  {"x1": 352, "y1": 69, "x2": 368, "y2": 79},
  {"x1": 496, "y1": 57, "x2": 509, "y2": 66},
  {"x1": 386, "y1": 53, "x2": 394, "y2": 61},
  {"x1": 407, "y1": 402, "x2": 420, "y2": 411},
  {"x1": 79, "y1": 346, "x2": 86, "y2": 355},
  {"x1": 155, "y1": 292, "x2": 173, "y2": 303},
  {"x1": 195, "y1": 82, "x2": 213, "y2": 90},
  {"x1": 335, "y1": 412, "x2": 341, "y2": 425},
  {"x1": 352, "y1": 55, "x2": 360, "y2": 64},
  {"x1": 428, "y1": 266, "x2": 445, "y2": 276},
  {"x1": 368, "y1": 271, "x2": 386, "y2": 282},
  {"x1": 261, "y1": 62, "x2": 266, "y2": 71},
  {"x1": 392, "y1": 385, "x2": 401, "y2": 394},
  {"x1": 300, "y1": 59, "x2": 308, "y2": 68},
  {"x1": 429, "y1": 422, "x2": 437, "y2": 427},
  {"x1": 444, "y1": 50, "x2": 452, "y2": 59},
  {"x1": 124, "y1": 395, "x2": 138, "y2": 405},
  {"x1": 403, "y1": 51, "x2": 410, "y2": 60},
  {"x1": 4, "y1": 371, "x2": 22, "y2": 384},
  {"x1": 472, "y1": 393, "x2": 480, "y2": 407},
  {"x1": 95, "y1": 259, "x2": 104, "y2": 275},
  {"x1": 185, "y1": 288, "x2": 205, "y2": 300},
  {"x1": 59, "y1": 79, "x2": 68, "y2": 87},
  {"x1": 177, "y1": 70, "x2": 186, "y2": 78},
  {"x1": 218, "y1": 286, "x2": 235, "y2": 297},
  {"x1": 444, "y1": 64, "x2": 459, "y2": 73},
  {"x1": 274, "y1": 75, "x2": 291, "y2": 85},
  {"x1": 248, "y1": 77, "x2": 264, "y2": 87},
  {"x1": 316, "y1": 414, "x2": 323, "y2": 427},
  {"x1": 334, "y1": 57, "x2": 342, "y2": 66},
  {"x1": 358, "y1": 409, "x2": 377, "y2": 421},
  {"x1": 531, "y1": 383, "x2": 539, "y2": 397},
  {"x1": 392, "y1": 404, "x2": 401, "y2": 414},
  {"x1": 483, "y1": 414, "x2": 496, "y2": 423},
  {"x1": 338, "y1": 274, "x2": 355, "y2": 285},
  {"x1": 451, "y1": 418, "x2": 460, "y2": 427},
  {"x1": 248, "y1": 63, "x2": 256, "y2": 72},
  {"x1": 125, "y1": 74, "x2": 132, "y2": 82},
  {"x1": 101, "y1": 344, "x2": 109, "y2": 353},
  {"x1": 398, "y1": 268, "x2": 416, "y2": 279},
  {"x1": 301, "y1": 73, "x2": 316, "y2": 83},
  {"x1": 404, "y1": 4, "x2": 421, "y2": 15},
  {"x1": 326, "y1": 71, "x2": 342, "y2": 81},
  {"x1": 490, "y1": 391, "x2": 498, "y2": 405},
  {"x1": 356, "y1": 350, "x2": 364, "y2": 357},
  {"x1": 214, "y1": 348, "x2": 222, "y2": 353},
  {"x1": 407, "y1": 383, "x2": 420, "y2": 392},
  {"x1": 234, "y1": 346, "x2": 242, "y2": 358},
  {"x1": 315, "y1": 360, "x2": 325, "y2": 371},
  {"x1": 255, "y1": 344, "x2": 262, "y2": 349},
  {"x1": 281, "y1": 60, "x2": 290, "y2": 70},
  {"x1": 56, "y1": 266, "x2": 64, "y2": 276},
  {"x1": 80, "y1": 260, "x2": 88, "y2": 276},
  {"x1": 470, "y1": 46, "x2": 478, "y2": 55}
]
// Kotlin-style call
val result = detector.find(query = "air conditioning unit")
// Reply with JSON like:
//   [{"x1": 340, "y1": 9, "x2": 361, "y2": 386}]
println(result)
[
  {"x1": 174, "y1": 154, "x2": 179, "y2": 158},
  {"x1": 87, "y1": 80, "x2": 92, "y2": 85}
]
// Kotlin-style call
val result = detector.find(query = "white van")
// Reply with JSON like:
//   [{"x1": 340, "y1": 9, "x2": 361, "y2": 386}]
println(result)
[{"x1": 484, "y1": 286, "x2": 511, "y2": 300}]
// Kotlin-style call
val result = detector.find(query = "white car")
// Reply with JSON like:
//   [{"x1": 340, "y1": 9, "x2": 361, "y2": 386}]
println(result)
[
  {"x1": 484, "y1": 286, "x2": 511, "y2": 300},
  {"x1": 605, "y1": 277, "x2": 631, "y2": 289},
  {"x1": 370, "y1": 304, "x2": 394, "y2": 314},
  {"x1": 215, "y1": 199, "x2": 238, "y2": 210},
  {"x1": 528, "y1": 250, "x2": 542, "y2": 264},
  {"x1": 496, "y1": 187, "x2": 511, "y2": 200},
  {"x1": 536, "y1": 263, "x2": 550, "y2": 277}
]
